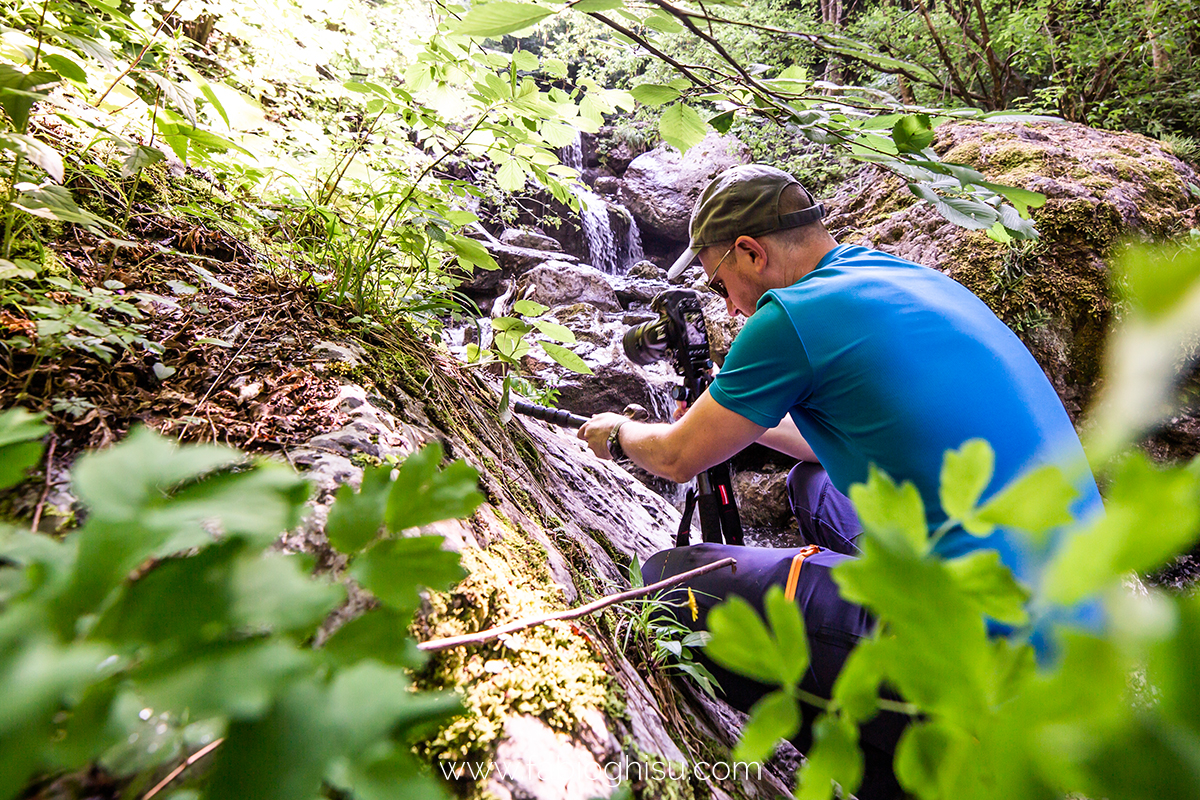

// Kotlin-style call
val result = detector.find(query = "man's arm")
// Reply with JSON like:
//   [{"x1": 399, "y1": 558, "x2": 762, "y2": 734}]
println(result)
[
  {"x1": 757, "y1": 414, "x2": 818, "y2": 462},
  {"x1": 578, "y1": 390, "x2": 767, "y2": 483}
]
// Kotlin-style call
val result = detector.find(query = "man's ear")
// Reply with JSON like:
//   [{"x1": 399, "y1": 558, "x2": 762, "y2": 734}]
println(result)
[{"x1": 739, "y1": 236, "x2": 769, "y2": 274}]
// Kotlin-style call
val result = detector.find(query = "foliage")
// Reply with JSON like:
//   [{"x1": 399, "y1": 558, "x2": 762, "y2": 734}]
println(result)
[
  {"x1": 0, "y1": 415, "x2": 483, "y2": 799},
  {"x1": 702, "y1": 242, "x2": 1200, "y2": 799}
]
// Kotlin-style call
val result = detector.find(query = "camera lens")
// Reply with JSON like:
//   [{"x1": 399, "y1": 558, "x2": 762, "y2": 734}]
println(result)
[{"x1": 623, "y1": 319, "x2": 669, "y2": 365}]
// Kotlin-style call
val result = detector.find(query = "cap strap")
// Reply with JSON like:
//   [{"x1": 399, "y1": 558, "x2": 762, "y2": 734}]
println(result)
[{"x1": 777, "y1": 203, "x2": 826, "y2": 230}]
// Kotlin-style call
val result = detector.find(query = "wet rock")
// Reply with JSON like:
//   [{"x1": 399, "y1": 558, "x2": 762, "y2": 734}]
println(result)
[
  {"x1": 517, "y1": 262, "x2": 622, "y2": 313},
  {"x1": 312, "y1": 340, "x2": 366, "y2": 367},
  {"x1": 621, "y1": 132, "x2": 752, "y2": 242},
  {"x1": 500, "y1": 228, "x2": 564, "y2": 252},
  {"x1": 732, "y1": 470, "x2": 794, "y2": 530},
  {"x1": 593, "y1": 176, "x2": 621, "y2": 196},
  {"x1": 484, "y1": 714, "x2": 614, "y2": 800},
  {"x1": 607, "y1": 272, "x2": 671, "y2": 311}
]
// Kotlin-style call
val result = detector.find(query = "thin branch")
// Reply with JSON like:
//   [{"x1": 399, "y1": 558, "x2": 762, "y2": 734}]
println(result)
[
  {"x1": 142, "y1": 738, "x2": 225, "y2": 800},
  {"x1": 95, "y1": 0, "x2": 188, "y2": 107},
  {"x1": 417, "y1": 556, "x2": 738, "y2": 652},
  {"x1": 907, "y1": 0, "x2": 980, "y2": 104},
  {"x1": 30, "y1": 433, "x2": 57, "y2": 532}
]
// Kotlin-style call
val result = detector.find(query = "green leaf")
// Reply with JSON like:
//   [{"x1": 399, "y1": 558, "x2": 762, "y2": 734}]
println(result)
[
  {"x1": 644, "y1": 9, "x2": 684, "y2": 33},
  {"x1": 453, "y1": 2, "x2": 555, "y2": 37},
  {"x1": 997, "y1": 203, "x2": 1038, "y2": 239},
  {"x1": 349, "y1": 536, "x2": 466, "y2": 611},
  {"x1": 1, "y1": 133, "x2": 64, "y2": 182},
  {"x1": 326, "y1": 661, "x2": 460, "y2": 751},
  {"x1": 514, "y1": 299, "x2": 549, "y2": 316},
  {"x1": 1044, "y1": 455, "x2": 1200, "y2": 604},
  {"x1": 134, "y1": 639, "x2": 310, "y2": 721},
  {"x1": 572, "y1": 0, "x2": 623, "y2": 9},
  {"x1": 733, "y1": 690, "x2": 799, "y2": 763},
  {"x1": 231, "y1": 552, "x2": 345, "y2": 634},
  {"x1": 895, "y1": 721, "x2": 973, "y2": 799},
  {"x1": 979, "y1": 180, "x2": 1046, "y2": 217},
  {"x1": 764, "y1": 585, "x2": 809, "y2": 687},
  {"x1": 0, "y1": 409, "x2": 48, "y2": 491},
  {"x1": 533, "y1": 320, "x2": 575, "y2": 343},
  {"x1": 384, "y1": 443, "x2": 483, "y2": 533},
  {"x1": 975, "y1": 465, "x2": 1078, "y2": 541},
  {"x1": 658, "y1": 103, "x2": 707, "y2": 153},
  {"x1": 41, "y1": 54, "x2": 88, "y2": 84},
  {"x1": 705, "y1": 595, "x2": 788, "y2": 685},
  {"x1": 321, "y1": 607, "x2": 426, "y2": 668},
  {"x1": 796, "y1": 714, "x2": 863, "y2": 800},
  {"x1": 891, "y1": 114, "x2": 934, "y2": 154},
  {"x1": 542, "y1": 58, "x2": 568, "y2": 78},
  {"x1": 496, "y1": 157, "x2": 528, "y2": 192},
  {"x1": 939, "y1": 438, "x2": 995, "y2": 534},
  {"x1": 540, "y1": 341, "x2": 593, "y2": 374},
  {"x1": 0, "y1": 66, "x2": 58, "y2": 131},
  {"x1": 944, "y1": 550, "x2": 1029, "y2": 625},
  {"x1": 118, "y1": 143, "x2": 165, "y2": 179},
  {"x1": 631, "y1": 83, "x2": 681, "y2": 108},
  {"x1": 13, "y1": 184, "x2": 112, "y2": 231},
  {"x1": 708, "y1": 109, "x2": 735, "y2": 134},
  {"x1": 848, "y1": 465, "x2": 928, "y2": 556},
  {"x1": 934, "y1": 195, "x2": 999, "y2": 231},
  {"x1": 447, "y1": 234, "x2": 500, "y2": 271},
  {"x1": 325, "y1": 465, "x2": 392, "y2": 554}
]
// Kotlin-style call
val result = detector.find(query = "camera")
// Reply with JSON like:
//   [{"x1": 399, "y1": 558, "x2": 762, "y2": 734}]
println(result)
[{"x1": 622, "y1": 289, "x2": 712, "y2": 405}]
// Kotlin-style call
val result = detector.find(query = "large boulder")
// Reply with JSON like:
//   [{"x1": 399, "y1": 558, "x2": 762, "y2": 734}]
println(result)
[
  {"x1": 621, "y1": 132, "x2": 752, "y2": 243},
  {"x1": 824, "y1": 120, "x2": 1200, "y2": 424},
  {"x1": 517, "y1": 262, "x2": 622, "y2": 312}
]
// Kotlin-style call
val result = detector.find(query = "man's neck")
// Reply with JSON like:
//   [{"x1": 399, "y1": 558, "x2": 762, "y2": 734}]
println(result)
[{"x1": 783, "y1": 236, "x2": 839, "y2": 286}]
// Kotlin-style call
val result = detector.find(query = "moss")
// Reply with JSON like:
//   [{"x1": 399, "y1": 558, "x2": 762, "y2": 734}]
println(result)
[{"x1": 415, "y1": 534, "x2": 618, "y2": 779}]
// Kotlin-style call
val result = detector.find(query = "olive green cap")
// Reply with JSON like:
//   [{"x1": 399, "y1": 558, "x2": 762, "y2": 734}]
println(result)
[{"x1": 667, "y1": 164, "x2": 825, "y2": 280}]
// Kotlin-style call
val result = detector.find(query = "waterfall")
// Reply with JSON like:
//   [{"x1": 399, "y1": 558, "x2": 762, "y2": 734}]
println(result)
[{"x1": 559, "y1": 132, "x2": 644, "y2": 275}]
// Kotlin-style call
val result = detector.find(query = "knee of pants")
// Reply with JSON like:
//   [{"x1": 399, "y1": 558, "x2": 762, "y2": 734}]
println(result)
[{"x1": 787, "y1": 461, "x2": 828, "y2": 518}]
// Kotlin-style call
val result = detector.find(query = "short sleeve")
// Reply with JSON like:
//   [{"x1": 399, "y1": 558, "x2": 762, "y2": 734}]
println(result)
[{"x1": 708, "y1": 297, "x2": 814, "y2": 428}]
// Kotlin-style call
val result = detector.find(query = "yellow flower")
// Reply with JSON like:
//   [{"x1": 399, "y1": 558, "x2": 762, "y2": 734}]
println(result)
[{"x1": 687, "y1": 587, "x2": 699, "y2": 623}]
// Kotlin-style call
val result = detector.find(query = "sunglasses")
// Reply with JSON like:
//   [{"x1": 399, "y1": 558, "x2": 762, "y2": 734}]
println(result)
[{"x1": 706, "y1": 245, "x2": 735, "y2": 299}]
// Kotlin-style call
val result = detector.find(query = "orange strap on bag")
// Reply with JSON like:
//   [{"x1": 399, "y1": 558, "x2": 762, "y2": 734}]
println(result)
[{"x1": 783, "y1": 545, "x2": 822, "y2": 602}]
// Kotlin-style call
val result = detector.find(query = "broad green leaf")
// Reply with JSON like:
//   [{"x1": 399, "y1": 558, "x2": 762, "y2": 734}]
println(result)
[
  {"x1": 658, "y1": 102, "x2": 707, "y2": 153},
  {"x1": 934, "y1": 195, "x2": 999, "y2": 231},
  {"x1": 572, "y1": 0, "x2": 623, "y2": 9},
  {"x1": 975, "y1": 464, "x2": 1078, "y2": 540},
  {"x1": 891, "y1": 114, "x2": 934, "y2": 154},
  {"x1": 733, "y1": 690, "x2": 799, "y2": 763},
  {"x1": 848, "y1": 465, "x2": 928, "y2": 556},
  {"x1": 895, "y1": 721, "x2": 974, "y2": 798},
  {"x1": 0, "y1": 66, "x2": 58, "y2": 131},
  {"x1": 630, "y1": 83, "x2": 681, "y2": 107},
  {"x1": 514, "y1": 299, "x2": 549, "y2": 316},
  {"x1": 1118, "y1": 241, "x2": 1200, "y2": 320},
  {"x1": 542, "y1": 58, "x2": 568, "y2": 78},
  {"x1": 511, "y1": 50, "x2": 539, "y2": 72},
  {"x1": 119, "y1": 143, "x2": 165, "y2": 179},
  {"x1": 708, "y1": 109, "x2": 735, "y2": 134},
  {"x1": 453, "y1": 2, "x2": 555, "y2": 37},
  {"x1": 540, "y1": 341, "x2": 593, "y2": 374},
  {"x1": 326, "y1": 661, "x2": 459, "y2": 751},
  {"x1": 939, "y1": 438, "x2": 995, "y2": 534},
  {"x1": 231, "y1": 552, "x2": 344, "y2": 634},
  {"x1": 2, "y1": 133, "x2": 64, "y2": 182},
  {"x1": 764, "y1": 585, "x2": 809, "y2": 687},
  {"x1": 533, "y1": 320, "x2": 575, "y2": 343},
  {"x1": 831, "y1": 638, "x2": 885, "y2": 723},
  {"x1": 321, "y1": 607, "x2": 426, "y2": 668},
  {"x1": 1044, "y1": 455, "x2": 1200, "y2": 604},
  {"x1": 133, "y1": 639, "x2": 310, "y2": 721},
  {"x1": 13, "y1": 183, "x2": 112, "y2": 231},
  {"x1": 42, "y1": 54, "x2": 88, "y2": 84},
  {"x1": 944, "y1": 550, "x2": 1029, "y2": 625},
  {"x1": 325, "y1": 465, "x2": 392, "y2": 554},
  {"x1": 796, "y1": 714, "x2": 863, "y2": 800},
  {"x1": 706, "y1": 595, "x2": 788, "y2": 685},
  {"x1": 997, "y1": 203, "x2": 1038, "y2": 238},
  {"x1": 979, "y1": 180, "x2": 1046, "y2": 216},
  {"x1": 384, "y1": 443, "x2": 483, "y2": 532},
  {"x1": 336, "y1": 745, "x2": 448, "y2": 800},
  {"x1": 644, "y1": 10, "x2": 684, "y2": 33},
  {"x1": 447, "y1": 234, "x2": 500, "y2": 271},
  {"x1": 0, "y1": 408, "x2": 48, "y2": 490},
  {"x1": 496, "y1": 157, "x2": 528, "y2": 192},
  {"x1": 204, "y1": 679, "x2": 331, "y2": 800},
  {"x1": 349, "y1": 536, "x2": 465, "y2": 611}
]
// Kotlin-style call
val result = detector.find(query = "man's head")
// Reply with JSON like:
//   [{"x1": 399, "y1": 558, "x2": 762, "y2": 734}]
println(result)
[{"x1": 668, "y1": 164, "x2": 836, "y2": 316}]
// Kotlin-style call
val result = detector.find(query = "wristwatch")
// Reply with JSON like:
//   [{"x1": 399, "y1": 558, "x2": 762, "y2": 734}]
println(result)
[{"x1": 607, "y1": 420, "x2": 627, "y2": 461}]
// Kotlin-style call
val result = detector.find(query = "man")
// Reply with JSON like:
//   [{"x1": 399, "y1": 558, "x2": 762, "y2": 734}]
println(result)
[
  {"x1": 576, "y1": 164, "x2": 1102, "y2": 797},
  {"x1": 578, "y1": 163, "x2": 1101, "y2": 577}
]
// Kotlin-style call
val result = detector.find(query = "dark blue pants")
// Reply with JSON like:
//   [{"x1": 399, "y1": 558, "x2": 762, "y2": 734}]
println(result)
[{"x1": 787, "y1": 461, "x2": 863, "y2": 555}]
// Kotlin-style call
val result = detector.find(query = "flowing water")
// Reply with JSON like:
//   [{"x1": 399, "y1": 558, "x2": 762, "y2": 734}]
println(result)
[{"x1": 561, "y1": 134, "x2": 644, "y2": 274}]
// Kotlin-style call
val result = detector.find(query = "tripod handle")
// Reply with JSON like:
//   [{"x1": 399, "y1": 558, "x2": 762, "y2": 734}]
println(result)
[{"x1": 512, "y1": 400, "x2": 590, "y2": 429}]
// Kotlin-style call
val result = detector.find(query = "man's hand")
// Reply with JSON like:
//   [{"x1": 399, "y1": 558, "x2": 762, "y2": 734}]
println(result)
[{"x1": 577, "y1": 412, "x2": 630, "y2": 460}]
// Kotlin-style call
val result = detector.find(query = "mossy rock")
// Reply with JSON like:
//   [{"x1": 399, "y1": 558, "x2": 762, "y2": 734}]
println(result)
[{"x1": 826, "y1": 119, "x2": 1200, "y2": 421}]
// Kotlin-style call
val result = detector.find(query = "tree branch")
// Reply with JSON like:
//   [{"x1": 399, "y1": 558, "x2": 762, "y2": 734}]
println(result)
[{"x1": 417, "y1": 556, "x2": 738, "y2": 652}]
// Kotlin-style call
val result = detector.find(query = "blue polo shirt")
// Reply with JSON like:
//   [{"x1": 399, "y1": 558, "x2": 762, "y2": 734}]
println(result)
[{"x1": 709, "y1": 244, "x2": 1102, "y2": 582}]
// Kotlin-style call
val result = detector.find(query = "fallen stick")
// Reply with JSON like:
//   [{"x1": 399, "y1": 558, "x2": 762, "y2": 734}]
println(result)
[{"x1": 417, "y1": 556, "x2": 737, "y2": 653}]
